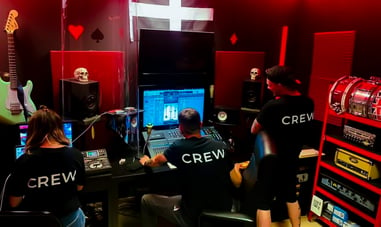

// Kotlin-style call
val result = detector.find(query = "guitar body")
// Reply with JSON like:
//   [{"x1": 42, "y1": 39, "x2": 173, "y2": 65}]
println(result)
[{"x1": 0, "y1": 77, "x2": 36, "y2": 124}]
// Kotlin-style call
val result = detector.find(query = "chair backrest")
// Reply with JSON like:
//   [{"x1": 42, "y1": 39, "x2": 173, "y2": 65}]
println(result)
[
  {"x1": 241, "y1": 152, "x2": 257, "y2": 194},
  {"x1": 239, "y1": 131, "x2": 278, "y2": 218},
  {"x1": 0, "y1": 211, "x2": 62, "y2": 227},
  {"x1": 253, "y1": 131, "x2": 276, "y2": 160},
  {"x1": 198, "y1": 131, "x2": 278, "y2": 226},
  {"x1": 242, "y1": 131, "x2": 276, "y2": 193}
]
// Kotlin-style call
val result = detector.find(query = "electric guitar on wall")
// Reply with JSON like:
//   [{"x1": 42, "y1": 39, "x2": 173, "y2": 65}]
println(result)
[{"x1": 0, "y1": 10, "x2": 36, "y2": 125}]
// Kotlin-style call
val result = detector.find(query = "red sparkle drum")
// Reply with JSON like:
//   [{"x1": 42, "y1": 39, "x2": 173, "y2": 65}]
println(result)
[
  {"x1": 329, "y1": 76, "x2": 363, "y2": 113},
  {"x1": 348, "y1": 80, "x2": 379, "y2": 118},
  {"x1": 368, "y1": 85, "x2": 381, "y2": 121}
]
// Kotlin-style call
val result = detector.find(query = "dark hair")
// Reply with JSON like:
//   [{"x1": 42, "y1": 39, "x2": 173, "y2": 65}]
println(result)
[
  {"x1": 265, "y1": 65, "x2": 301, "y2": 90},
  {"x1": 25, "y1": 105, "x2": 70, "y2": 151},
  {"x1": 178, "y1": 108, "x2": 201, "y2": 135}
]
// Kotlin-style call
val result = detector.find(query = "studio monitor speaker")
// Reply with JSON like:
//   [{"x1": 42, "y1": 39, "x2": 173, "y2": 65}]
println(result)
[
  {"x1": 60, "y1": 79, "x2": 99, "y2": 120},
  {"x1": 212, "y1": 106, "x2": 240, "y2": 125},
  {"x1": 242, "y1": 80, "x2": 264, "y2": 110}
]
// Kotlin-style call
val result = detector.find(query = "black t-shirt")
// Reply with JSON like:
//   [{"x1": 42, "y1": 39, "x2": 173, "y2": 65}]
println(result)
[
  {"x1": 256, "y1": 95, "x2": 314, "y2": 164},
  {"x1": 7, "y1": 147, "x2": 85, "y2": 217},
  {"x1": 164, "y1": 137, "x2": 233, "y2": 220}
]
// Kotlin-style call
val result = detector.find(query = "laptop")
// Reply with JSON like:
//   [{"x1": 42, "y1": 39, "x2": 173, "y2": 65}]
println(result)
[
  {"x1": 14, "y1": 145, "x2": 26, "y2": 160},
  {"x1": 18, "y1": 122, "x2": 74, "y2": 146}
]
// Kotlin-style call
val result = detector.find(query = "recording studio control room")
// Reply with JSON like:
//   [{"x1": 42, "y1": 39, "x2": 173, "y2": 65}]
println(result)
[{"x1": 1, "y1": 1, "x2": 381, "y2": 227}]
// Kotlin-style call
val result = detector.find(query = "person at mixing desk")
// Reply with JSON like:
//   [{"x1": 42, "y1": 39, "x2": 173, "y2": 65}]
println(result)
[{"x1": 139, "y1": 107, "x2": 234, "y2": 227}]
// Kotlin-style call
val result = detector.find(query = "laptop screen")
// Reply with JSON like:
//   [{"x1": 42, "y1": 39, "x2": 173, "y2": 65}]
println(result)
[
  {"x1": 14, "y1": 145, "x2": 25, "y2": 160},
  {"x1": 18, "y1": 122, "x2": 74, "y2": 146}
]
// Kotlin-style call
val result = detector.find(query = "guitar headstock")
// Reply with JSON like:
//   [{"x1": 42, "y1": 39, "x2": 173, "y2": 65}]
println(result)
[{"x1": 4, "y1": 10, "x2": 19, "y2": 34}]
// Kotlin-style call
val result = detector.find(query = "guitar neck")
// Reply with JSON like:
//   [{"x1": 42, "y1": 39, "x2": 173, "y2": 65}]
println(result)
[{"x1": 7, "y1": 33, "x2": 17, "y2": 90}]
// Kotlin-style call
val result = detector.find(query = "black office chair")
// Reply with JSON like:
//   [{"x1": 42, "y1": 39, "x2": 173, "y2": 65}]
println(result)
[
  {"x1": 0, "y1": 174, "x2": 62, "y2": 227},
  {"x1": 198, "y1": 153, "x2": 257, "y2": 226},
  {"x1": 198, "y1": 131, "x2": 279, "y2": 227},
  {"x1": 0, "y1": 210, "x2": 62, "y2": 227}
]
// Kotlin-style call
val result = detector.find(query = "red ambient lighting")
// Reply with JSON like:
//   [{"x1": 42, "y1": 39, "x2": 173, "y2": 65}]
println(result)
[{"x1": 279, "y1": 25, "x2": 288, "y2": 66}]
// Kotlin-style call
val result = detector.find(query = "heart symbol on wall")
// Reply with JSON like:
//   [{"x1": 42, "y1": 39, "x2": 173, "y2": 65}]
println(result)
[{"x1": 68, "y1": 25, "x2": 84, "y2": 40}]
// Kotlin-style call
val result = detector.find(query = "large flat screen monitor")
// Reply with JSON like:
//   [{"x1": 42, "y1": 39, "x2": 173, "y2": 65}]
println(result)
[
  {"x1": 139, "y1": 85, "x2": 206, "y2": 130},
  {"x1": 138, "y1": 29, "x2": 215, "y2": 86},
  {"x1": 138, "y1": 29, "x2": 215, "y2": 75}
]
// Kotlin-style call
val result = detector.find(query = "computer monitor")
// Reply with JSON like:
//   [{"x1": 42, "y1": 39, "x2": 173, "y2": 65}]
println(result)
[
  {"x1": 138, "y1": 29, "x2": 215, "y2": 75},
  {"x1": 139, "y1": 85, "x2": 206, "y2": 130},
  {"x1": 18, "y1": 122, "x2": 74, "y2": 146}
]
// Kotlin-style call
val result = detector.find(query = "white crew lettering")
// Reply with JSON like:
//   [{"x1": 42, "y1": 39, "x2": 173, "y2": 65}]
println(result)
[
  {"x1": 213, "y1": 149, "x2": 225, "y2": 159},
  {"x1": 27, "y1": 179, "x2": 37, "y2": 188},
  {"x1": 282, "y1": 112, "x2": 313, "y2": 125},
  {"x1": 183, "y1": 154, "x2": 191, "y2": 163},
  {"x1": 62, "y1": 170, "x2": 77, "y2": 183},
  {"x1": 38, "y1": 176, "x2": 49, "y2": 187},
  {"x1": 300, "y1": 113, "x2": 305, "y2": 122},
  {"x1": 27, "y1": 170, "x2": 77, "y2": 188},
  {"x1": 204, "y1": 152, "x2": 212, "y2": 162},
  {"x1": 51, "y1": 173, "x2": 60, "y2": 186},
  {"x1": 193, "y1": 153, "x2": 202, "y2": 163},
  {"x1": 181, "y1": 149, "x2": 225, "y2": 164}
]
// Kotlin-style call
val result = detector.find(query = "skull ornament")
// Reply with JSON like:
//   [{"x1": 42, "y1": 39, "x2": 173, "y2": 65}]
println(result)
[
  {"x1": 250, "y1": 68, "x2": 261, "y2": 80},
  {"x1": 74, "y1": 67, "x2": 89, "y2": 82}
]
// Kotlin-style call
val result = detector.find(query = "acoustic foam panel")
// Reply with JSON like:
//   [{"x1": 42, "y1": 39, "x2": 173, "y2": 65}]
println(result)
[
  {"x1": 214, "y1": 51, "x2": 265, "y2": 109},
  {"x1": 308, "y1": 31, "x2": 355, "y2": 124}
]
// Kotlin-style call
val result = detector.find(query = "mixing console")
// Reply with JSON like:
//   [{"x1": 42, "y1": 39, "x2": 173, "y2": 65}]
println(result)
[{"x1": 142, "y1": 126, "x2": 223, "y2": 157}]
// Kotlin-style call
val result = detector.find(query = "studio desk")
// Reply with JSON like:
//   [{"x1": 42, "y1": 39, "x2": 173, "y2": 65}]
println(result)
[
  {"x1": 83, "y1": 159, "x2": 179, "y2": 227},
  {"x1": 83, "y1": 148, "x2": 318, "y2": 227}
]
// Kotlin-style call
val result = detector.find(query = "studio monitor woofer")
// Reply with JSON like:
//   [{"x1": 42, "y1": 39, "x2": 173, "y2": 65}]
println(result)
[
  {"x1": 60, "y1": 79, "x2": 99, "y2": 120},
  {"x1": 212, "y1": 106, "x2": 240, "y2": 125},
  {"x1": 242, "y1": 80, "x2": 264, "y2": 109}
]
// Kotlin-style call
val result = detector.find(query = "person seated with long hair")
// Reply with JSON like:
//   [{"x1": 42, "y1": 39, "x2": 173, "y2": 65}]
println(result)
[{"x1": 7, "y1": 105, "x2": 86, "y2": 227}]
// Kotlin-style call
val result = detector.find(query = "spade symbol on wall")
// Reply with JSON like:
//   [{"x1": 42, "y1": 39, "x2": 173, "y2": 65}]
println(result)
[{"x1": 91, "y1": 28, "x2": 104, "y2": 43}]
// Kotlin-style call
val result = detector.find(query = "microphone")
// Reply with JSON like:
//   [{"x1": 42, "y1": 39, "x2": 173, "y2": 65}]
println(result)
[
  {"x1": 209, "y1": 84, "x2": 214, "y2": 100},
  {"x1": 141, "y1": 123, "x2": 153, "y2": 159},
  {"x1": 146, "y1": 123, "x2": 153, "y2": 137}
]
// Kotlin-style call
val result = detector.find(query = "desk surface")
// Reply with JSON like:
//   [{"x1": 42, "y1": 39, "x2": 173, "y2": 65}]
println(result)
[
  {"x1": 112, "y1": 159, "x2": 175, "y2": 177},
  {"x1": 84, "y1": 148, "x2": 318, "y2": 227},
  {"x1": 84, "y1": 159, "x2": 179, "y2": 227}
]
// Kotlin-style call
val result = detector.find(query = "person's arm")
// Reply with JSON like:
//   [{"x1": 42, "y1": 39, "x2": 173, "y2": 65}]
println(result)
[
  {"x1": 230, "y1": 161, "x2": 250, "y2": 188},
  {"x1": 9, "y1": 195, "x2": 23, "y2": 208},
  {"x1": 251, "y1": 118, "x2": 263, "y2": 134},
  {"x1": 139, "y1": 154, "x2": 168, "y2": 167}
]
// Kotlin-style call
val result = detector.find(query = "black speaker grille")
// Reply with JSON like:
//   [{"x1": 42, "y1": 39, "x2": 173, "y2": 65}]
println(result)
[
  {"x1": 60, "y1": 79, "x2": 99, "y2": 120},
  {"x1": 241, "y1": 80, "x2": 263, "y2": 109}
]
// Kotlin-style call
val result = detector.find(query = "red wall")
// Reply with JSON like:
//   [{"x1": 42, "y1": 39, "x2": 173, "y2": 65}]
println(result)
[
  {"x1": 214, "y1": 51, "x2": 265, "y2": 109},
  {"x1": 50, "y1": 51, "x2": 126, "y2": 114}
]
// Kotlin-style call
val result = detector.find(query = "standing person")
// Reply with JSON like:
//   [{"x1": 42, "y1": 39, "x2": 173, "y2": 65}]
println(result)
[
  {"x1": 139, "y1": 108, "x2": 234, "y2": 227},
  {"x1": 7, "y1": 105, "x2": 86, "y2": 227},
  {"x1": 250, "y1": 65, "x2": 314, "y2": 227}
]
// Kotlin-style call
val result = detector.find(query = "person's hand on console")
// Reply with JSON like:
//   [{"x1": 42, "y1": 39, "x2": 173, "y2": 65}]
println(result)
[
  {"x1": 139, "y1": 154, "x2": 167, "y2": 167},
  {"x1": 139, "y1": 155, "x2": 150, "y2": 166}
]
